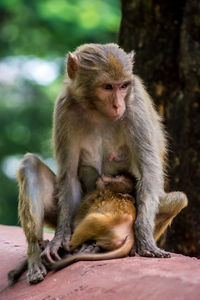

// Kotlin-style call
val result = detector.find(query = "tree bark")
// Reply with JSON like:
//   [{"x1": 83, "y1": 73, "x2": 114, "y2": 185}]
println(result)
[{"x1": 119, "y1": 0, "x2": 200, "y2": 257}]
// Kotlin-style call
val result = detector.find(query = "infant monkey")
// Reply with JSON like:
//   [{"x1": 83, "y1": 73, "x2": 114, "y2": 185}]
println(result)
[{"x1": 53, "y1": 174, "x2": 137, "y2": 271}]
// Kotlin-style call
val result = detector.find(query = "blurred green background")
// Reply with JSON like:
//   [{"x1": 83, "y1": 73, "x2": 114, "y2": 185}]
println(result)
[{"x1": 0, "y1": 0, "x2": 121, "y2": 225}]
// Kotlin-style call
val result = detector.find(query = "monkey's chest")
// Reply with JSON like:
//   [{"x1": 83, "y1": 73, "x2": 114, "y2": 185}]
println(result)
[
  {"x1": 102, "y1": 144, "x2": 131, "y2": 175},
  {"x1": 78, "y1": 134, "x2": 131, "y2": 192}
]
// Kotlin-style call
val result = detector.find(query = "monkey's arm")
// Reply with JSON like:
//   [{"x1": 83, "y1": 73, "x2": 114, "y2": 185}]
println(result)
[
  {"x1": 128, "y1": 76, "x2": 169, "y2": 258},
  {"x1": 41, "y1": 96, "x2": 82, "y2": 264}
]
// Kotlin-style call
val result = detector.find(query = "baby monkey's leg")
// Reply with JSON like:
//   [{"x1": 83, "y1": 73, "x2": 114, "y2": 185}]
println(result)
[{"x1": 154, "y1": 191, "x2": 188, "y2": 242}]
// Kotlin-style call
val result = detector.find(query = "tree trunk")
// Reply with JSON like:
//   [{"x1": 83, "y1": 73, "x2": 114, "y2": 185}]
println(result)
[{"x1": 119, "y1": 0, "x2": 200, "y2": 257}]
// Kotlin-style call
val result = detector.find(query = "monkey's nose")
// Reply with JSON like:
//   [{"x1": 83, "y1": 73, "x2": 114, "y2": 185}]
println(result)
[{"x1": 113, "y1": 103, "x2": 120, "y2": 110}]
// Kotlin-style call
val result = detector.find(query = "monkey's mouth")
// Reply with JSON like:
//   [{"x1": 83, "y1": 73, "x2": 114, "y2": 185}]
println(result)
[
  {"x1": 97, "y1": 107, "x2": 125, "y2": 121},
  {"x1": 108, "y1": 111, "x2": 125, "y2": 121}
]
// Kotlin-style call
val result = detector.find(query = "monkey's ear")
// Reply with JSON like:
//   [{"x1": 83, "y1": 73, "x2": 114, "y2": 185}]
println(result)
[
  {"x1": 128, "y1": 50, "x2": 135, "y2": 63},
  {"x1": 67, "y1": 52, "x2": 79, "y2": 79}
]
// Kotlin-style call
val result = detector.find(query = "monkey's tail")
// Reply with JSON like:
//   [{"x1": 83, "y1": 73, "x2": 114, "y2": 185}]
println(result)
[
  {"x1": 53, "y1": 234, "x2": 134, "y2": 271},
  {"x1": 8, "y1": 258, "x2": 28, "y2": 286}
]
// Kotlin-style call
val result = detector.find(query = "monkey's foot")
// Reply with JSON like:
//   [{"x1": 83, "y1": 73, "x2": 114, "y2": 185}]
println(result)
[
  {"x1": 27, "y1": 261, "x2": 47, "y2": 284},
  {"x1": 38, "y1": 239, "x2": 49, "y2": 251},
  {"x1": 82, "y1": 244, "x2": 101, "y2": 254},
  {"x1": 137, "y1": 245, "x2": 171, "y2": 258},
  {"x1": 73, "y1": 243, "x2": 101, "y2": 254}
]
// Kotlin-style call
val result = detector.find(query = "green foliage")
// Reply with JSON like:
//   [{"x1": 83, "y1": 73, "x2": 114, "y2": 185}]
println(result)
[
  {"x1": 0, "y1": 0, "x2": 121, "y2": 225},
  {"x1": 0, "y1": 0, "x2": 120, "y2": 57},
  {"x1": 0, "y1": 79, "x2": 54, "y2": 224}
]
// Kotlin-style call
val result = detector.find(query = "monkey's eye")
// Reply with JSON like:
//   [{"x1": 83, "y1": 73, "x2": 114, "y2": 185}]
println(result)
[
  {"x1": 102, "y1": 84, "x2": 113, "y2": 90},
  {"x1": 121, "y1": 82, "x2": 131, "y2": 89}
]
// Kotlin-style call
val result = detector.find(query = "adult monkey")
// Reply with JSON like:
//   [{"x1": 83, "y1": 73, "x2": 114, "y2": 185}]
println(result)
[{"x1": 17, "y1": 44, "x2": 188, "y2": 284}]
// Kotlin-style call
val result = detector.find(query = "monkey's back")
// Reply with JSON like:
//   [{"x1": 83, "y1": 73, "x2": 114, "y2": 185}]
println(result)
[{"x1": 74, "y1": 189, "x2": 136, "y2": 228}]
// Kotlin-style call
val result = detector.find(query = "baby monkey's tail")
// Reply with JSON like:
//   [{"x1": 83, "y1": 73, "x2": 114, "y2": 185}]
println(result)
[
  {"x1": 53, "y1": 234, "x2": 134, "y2": 271},
  {"x1": 8, "y1": 258, "x2": 28, "y2": 286}
]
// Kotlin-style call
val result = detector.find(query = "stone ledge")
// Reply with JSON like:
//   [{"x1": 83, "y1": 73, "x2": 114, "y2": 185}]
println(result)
[{"x1": 0, "y1": 225, "x2": 200, "y2": 300}]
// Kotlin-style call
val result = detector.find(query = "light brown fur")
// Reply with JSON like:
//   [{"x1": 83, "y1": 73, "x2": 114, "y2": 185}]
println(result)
[
  {"x1": 53, "y1": 175, "x2": 136, "y2": 270},
  {"x1": 11, "y1": 43, "x2": 188, "y2": 284},
  {"x1": 53, "y1": 176, "x2": 187, "y2": 271}
]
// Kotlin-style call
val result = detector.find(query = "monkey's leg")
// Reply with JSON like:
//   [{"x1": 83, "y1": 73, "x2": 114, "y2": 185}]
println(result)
[
  {"x1": 70, "y1": 214, "x2": 107, "y2": 251},
  {"x1": 17, "y1": 153, "x2": 57, "y2": 284},
  {"x1": 154, "y1": 191, "x2": 188, "y2": 242},
  {"x1": 133, "y1": 191, "x2": 188, "y2": 258}
]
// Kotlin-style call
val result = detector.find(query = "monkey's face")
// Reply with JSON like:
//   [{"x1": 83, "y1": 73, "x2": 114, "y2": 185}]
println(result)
[
  {"x1": 67, "y1": 44, "x2": 134, "y2": 121},
  {"x1": 94, "y1": 80, "x2": 132, "y2": 121}
]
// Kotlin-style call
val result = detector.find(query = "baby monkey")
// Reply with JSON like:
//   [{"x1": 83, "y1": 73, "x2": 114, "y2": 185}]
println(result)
[{"x1": 53, "y1": 175, "x2": 137, "y2": 271}]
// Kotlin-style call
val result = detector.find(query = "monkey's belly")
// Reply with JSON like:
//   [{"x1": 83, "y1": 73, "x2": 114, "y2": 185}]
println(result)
[
  {"x1": 78, "y1": 132, "x2": 102, "y2": 192},
  {"x1": 79, "y1": 145, "x2": 133, "y2": 193},
  {"x1": 102, "y1": 145, "x2": 132, "y2": 176}
]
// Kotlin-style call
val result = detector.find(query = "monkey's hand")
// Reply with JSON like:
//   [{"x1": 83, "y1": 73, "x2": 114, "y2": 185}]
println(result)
[
  {"x1": 41, "y1": 234, "x2": 71, "y2": 265},
  {"x1": 134, "y1": 222, "x2": 170, "y2": 258}
]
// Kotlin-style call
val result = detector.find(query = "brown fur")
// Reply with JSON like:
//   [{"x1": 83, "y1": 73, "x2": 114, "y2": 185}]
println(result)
[
  {"x1": 53, "y1": 175, "x2": 136, "y2": 270},
  {"x1": 53, "y1": 178, "x2": 188, "y2": 271},
  {"x1": 11, "y1": 43, "x2": 188, "y2": 285}
]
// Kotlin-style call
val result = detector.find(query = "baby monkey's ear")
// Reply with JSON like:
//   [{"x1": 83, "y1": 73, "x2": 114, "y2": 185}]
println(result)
[{"x1": 67, "y1": 52, "x2": 79, "y2": 79}]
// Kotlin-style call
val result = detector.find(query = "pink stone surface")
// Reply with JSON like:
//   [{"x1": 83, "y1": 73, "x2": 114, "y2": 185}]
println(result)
[{"x1": 0, "y1": 225, "x2": 200, "y2": 300}]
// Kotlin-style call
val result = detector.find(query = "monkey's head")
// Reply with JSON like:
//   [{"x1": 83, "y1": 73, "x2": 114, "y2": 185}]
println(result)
[
  {"x1": 96, "y1": 174, "x2": 135, "y2": 194},
  {"x1": 67, "y1": 43, "x2": 134, "y2": 121}
]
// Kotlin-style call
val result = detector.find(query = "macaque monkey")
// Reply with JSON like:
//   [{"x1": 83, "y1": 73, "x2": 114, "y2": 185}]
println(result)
[{"x1": 15, "y1": 43, "x2": 188, "y2": 284}]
